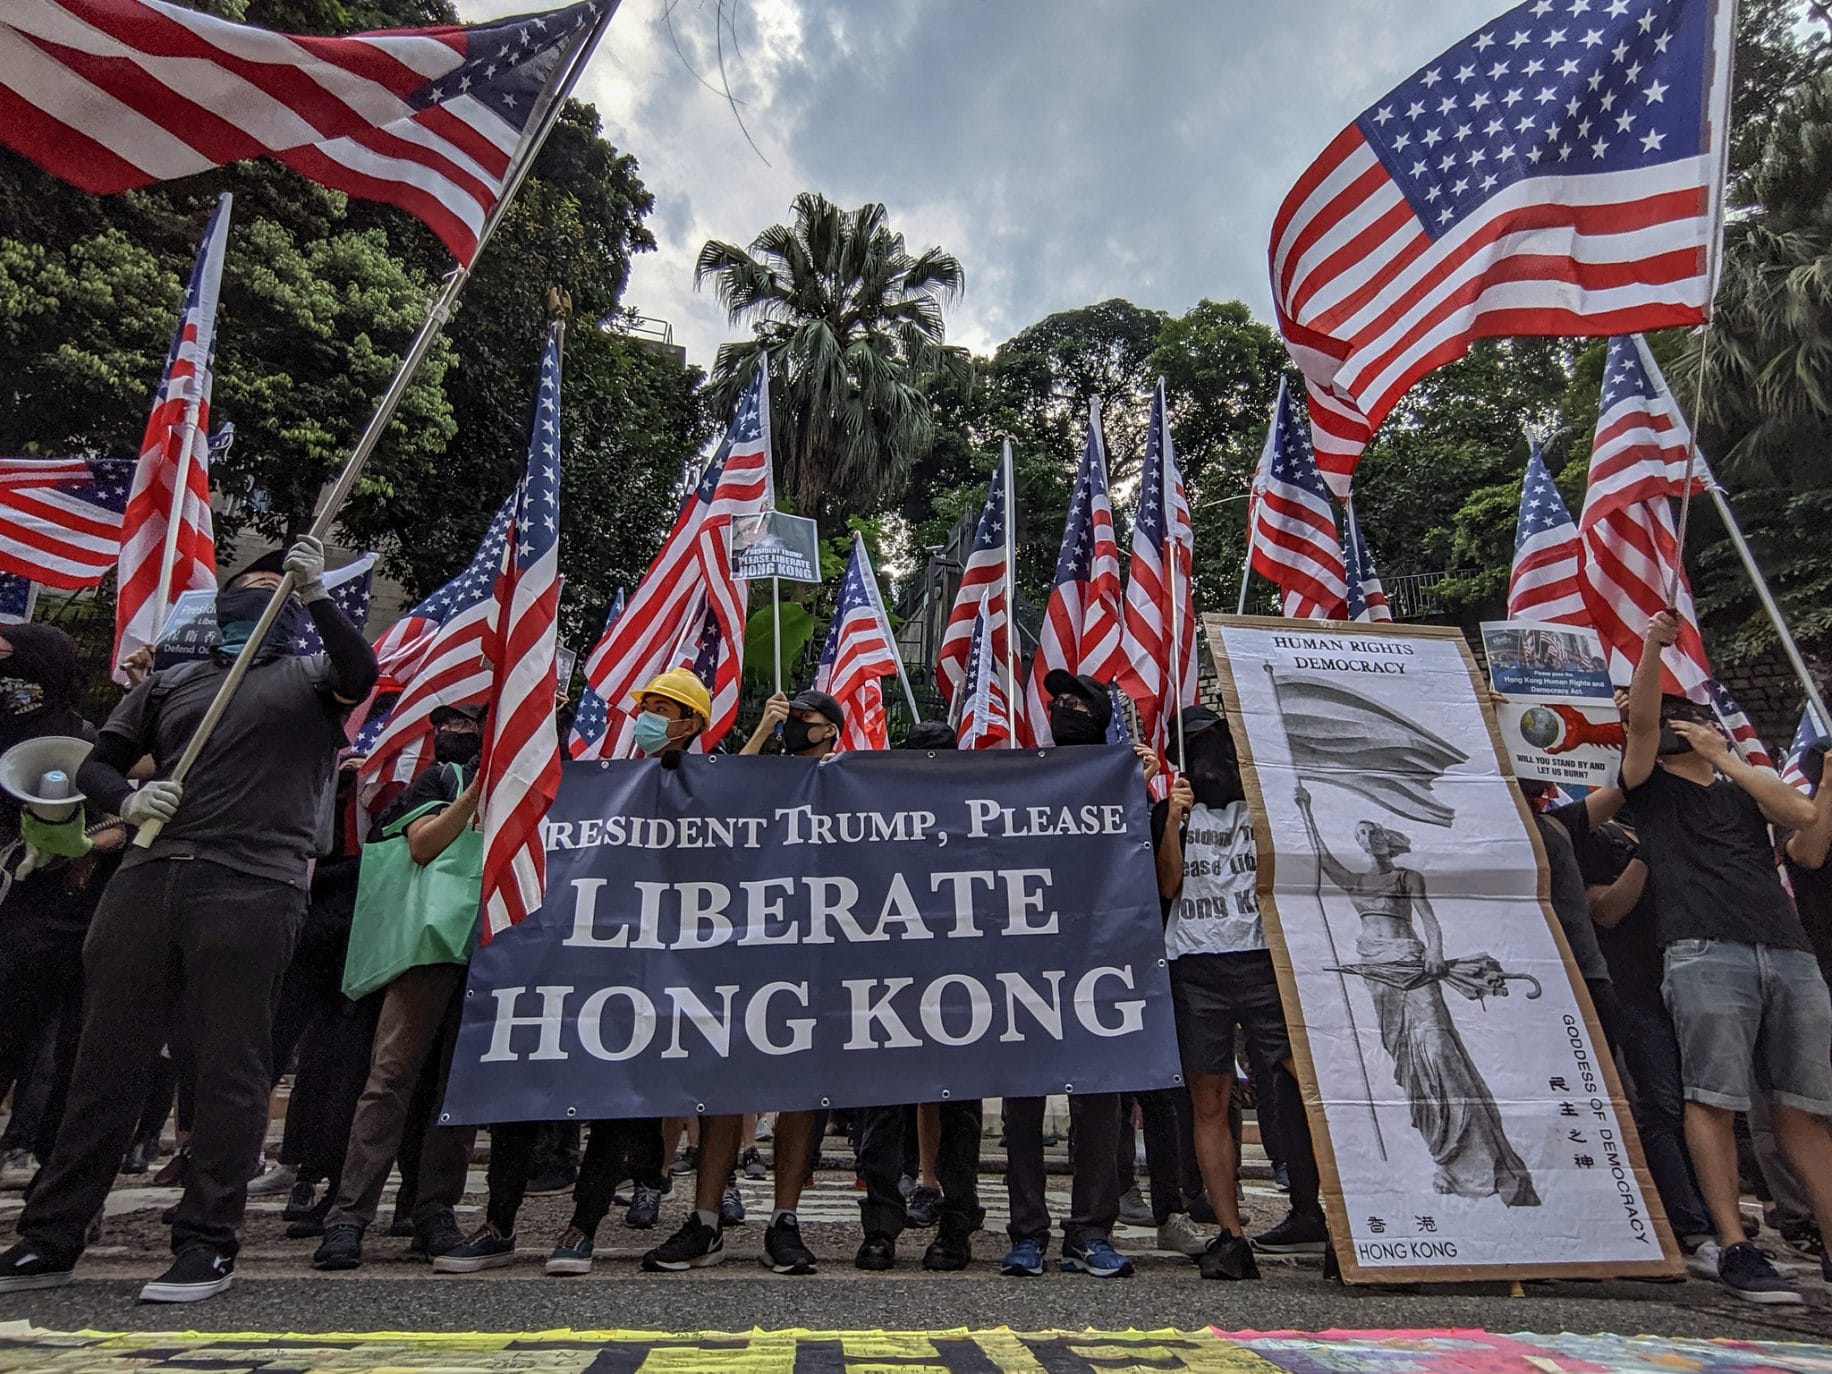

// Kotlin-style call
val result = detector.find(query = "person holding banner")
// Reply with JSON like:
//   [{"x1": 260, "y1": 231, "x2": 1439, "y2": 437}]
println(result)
[{"x1": 0, "y1": 541, "x2": 377, "y2": 1304}]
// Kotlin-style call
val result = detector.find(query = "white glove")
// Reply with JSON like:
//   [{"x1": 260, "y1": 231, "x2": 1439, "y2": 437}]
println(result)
[
  {"x1": 121, "y1": 780, "x2": 184, "y2": 827},
  {"x1": 284, "y1": 536, "x2": 328, "y2": 603}
]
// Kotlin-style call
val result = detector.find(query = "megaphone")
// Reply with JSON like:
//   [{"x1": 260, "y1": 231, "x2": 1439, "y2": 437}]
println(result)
[{"x1": 0, "y1": 736, "x2": 94, "y2": 822}]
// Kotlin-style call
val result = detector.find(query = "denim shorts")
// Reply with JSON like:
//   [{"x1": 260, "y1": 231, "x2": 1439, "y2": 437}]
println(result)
[{"x1": 1661, "y1": 938, "x2": 1832, "y2": 1114}]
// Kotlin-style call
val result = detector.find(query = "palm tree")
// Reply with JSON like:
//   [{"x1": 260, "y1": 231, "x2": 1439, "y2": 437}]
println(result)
[{"x1": 695, "y1": 194, "x2": 969, "y2": 520}]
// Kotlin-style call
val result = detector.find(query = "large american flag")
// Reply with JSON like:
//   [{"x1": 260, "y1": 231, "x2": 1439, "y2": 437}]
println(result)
[
  {"x1": 1247, "y1": 377, "x2": 1349, "y2": 621},
  {"x1": 1023, "y1": 401, "x2": 1123, "y2": 747},
  {"x1": 1779, "y1": 709, "x2": 1827, "y2": 794},
  {"x1": 477, "y1": 323, "x2": 563, "y2": 939},
  {"x1": 1507, "y1": 441, "x2": 1587, "y2": 622},
  {"x1": 0, "y1": 0, "x2": 608, "y2": 267},
  {"x1": 1342, "y1": 504, "x2": 1392, "y2": 623},
  {"x1": 576, "y1": 365, "x2": 771, "y2": 756},
  {"x1": 1116, "y1": 382, "x2": 1196, "y2": 752},
  {"x1": 0, "y1": 457, "x2": 134, "y2": 587},
  {"x1": 113, "y1": 192, "x2": 228, "y2": 679},
  {"x1": 1270, "y1": 0, "x2": 1734, "y2": 485},
  {"x1": 950, "y1": 600, "x2": 1011, "y2": 752},
  {"x1": 566, "y1": 587, "x2": 623, "y2": 760},
  {"x1": 814, "y1": 533, "x2": 901, "y2": 753},
  {"x1": 1578, "y1": 333, "x2": 1711, "y2": 692},
  {"x1": 936, "y1": 446, "x2": 1014, "y2": 709}
]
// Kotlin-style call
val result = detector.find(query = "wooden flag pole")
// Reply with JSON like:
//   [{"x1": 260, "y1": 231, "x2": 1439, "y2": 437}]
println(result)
[{"x1": 132, "y1": 1, "x2": 619, "y2": 848}]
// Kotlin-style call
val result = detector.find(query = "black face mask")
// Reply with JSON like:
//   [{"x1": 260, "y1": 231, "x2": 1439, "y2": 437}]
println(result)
[
  {"x1": 782, "y1": 718, "x2": 831, "y2": 755},
  {"x1": 1656, "y1": 723, "x2": 1692, "y2": 756},
  {"x1": 214, "y1": 588, "x2": 308, "y2": 663},
  {"x1": 1049, "y1": 707, "x2": 1104, "y2": 746},
  {"x1": 433, "y1": 728, "x2": 481, "y2": 766},
  {"x1": 1183, "y1": 731, "x2": 1244, "y2": 807}
]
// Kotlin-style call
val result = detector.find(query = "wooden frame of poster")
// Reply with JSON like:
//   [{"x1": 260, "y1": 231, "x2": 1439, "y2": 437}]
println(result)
[{"x1": 1203, "y1": 613, "x2": 1679, "y2": 1284}]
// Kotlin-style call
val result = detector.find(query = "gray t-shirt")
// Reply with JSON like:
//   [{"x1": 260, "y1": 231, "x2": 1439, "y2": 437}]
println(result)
[
  {"x1": 1539, "y1": 801, "x2": 1611, "y2": 983},
  {"x1": 107, "y1": 654, "x2": 349, "y2": 890}
]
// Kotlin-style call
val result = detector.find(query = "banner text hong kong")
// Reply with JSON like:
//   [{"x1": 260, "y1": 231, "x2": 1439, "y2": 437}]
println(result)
[{"x1": 441, "y1": 746, "x2": 1181, "y2": 1121}]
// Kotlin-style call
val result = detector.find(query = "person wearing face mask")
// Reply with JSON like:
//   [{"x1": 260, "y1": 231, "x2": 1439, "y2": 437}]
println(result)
[
  {"x1": 0, "y1": 540, "x2": 376, "y2": 1304},
  {"x1": 741, "y1": 688, "x2": 843, "y2": 759},
  {"x1": 312, "y1": 703, "x2": 489, "y2": 1273}
]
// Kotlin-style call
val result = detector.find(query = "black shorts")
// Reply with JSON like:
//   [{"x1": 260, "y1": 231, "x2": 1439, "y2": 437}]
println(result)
[{"x1": 1168, "y1": 950, "x2": 1293, "y2": 1080}]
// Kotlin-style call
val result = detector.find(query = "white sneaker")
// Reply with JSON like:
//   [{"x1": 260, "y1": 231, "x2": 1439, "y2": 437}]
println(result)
[
  {"x1": 245, "y1": 1162, "x2": 297, "y2": 1196},
  {"x1": 1685, "y1": 1240, "x2": 1721, "y2": 1281},
  {"x1": 1156, "y1": 1213, "x2": 1209, "y2": 1257}
]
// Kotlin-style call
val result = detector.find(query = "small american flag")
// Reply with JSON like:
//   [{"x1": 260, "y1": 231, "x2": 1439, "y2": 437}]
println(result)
[
  {"x1": 1507, "y1": 441, "x2": 1587, "y2": 623},
  {"x1": 566, "y1": 587, "x2": 623, "y2": 760},
  {"x1": 0, "y1": 574, "x2": 37, "y2": 625},
  {"x1": 673, "y1": 518, "x2": 747, "y2": 752},
  {"x1": 1700, "y1": 678, "x2": 1774, "y2": 773},
  {"x1": 1270, "y1": 0, "x2": 1734, "y2": 483},
  {"x1": 1578, "y1": 334, "x2": 1711, "y2": 693},
  {"x1": 1246, "y1": 377, "x2": 1349, "y2": 621},
  {"x1": 0, "y1": 0, "x2": 609, "y2": 267},
  {"x1": 477, "y1": 322, "x2": 564, "y2": 939},
  {"x1": 1343, "y1": 505, "x2": 1392, "y2": 623},
  {"x1": 291, "y1": 555, "x2": 378, "y2": 655},
  {"x1": 1116, "y1": 383, "x2": 1196, "y2": 753},
  {"x1": 1023, "y1": 401, "x2": 1123, "y2": 747},
  {"x1": 0, "y1": 457, "x2": 134, "y2": 588},
  {"x1": 113, "y1": 193, "x2": 228, "y2": 679},
  {"x1": 951, "y1": 600, "x2": 1010, "y2": 751},
  {"x1": 579, "y1": 365, "x2": 771, "y2": 755},
  {"x1": 814, "y1": 533, "x2": 901, "y2": 753},
  {"x1": 936, "y1": 447, "x2": 1014, "y2": 709},
  {"x1": 1779, "y1": 709, "x2": 1828, "y2": 794}
]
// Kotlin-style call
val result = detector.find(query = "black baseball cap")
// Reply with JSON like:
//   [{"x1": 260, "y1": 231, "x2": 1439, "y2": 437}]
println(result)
[
  {"x1": 1167, "y1": 705, "x2": 1226, "y2": 764},
  {"x1": 430, "y1": 703, "x2": 487, "y2": 726},
  {"x1": 1042, "y1": 669, "x2": 1113, "y2": 731},
  {"x1": 788, "y1": 689, "x2": 845, "y2": 731},
  {"x1": 903, "y1": 720, "x2": 959, "y2": 751}
]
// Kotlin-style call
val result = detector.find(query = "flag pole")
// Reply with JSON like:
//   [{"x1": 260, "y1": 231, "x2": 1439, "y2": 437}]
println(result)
[
  {"x1": 856, "y1": 531, "x2": 920, "y2": 718},
  {"x1": 1706, "y1": 488, "x2": 1832, "y2": 733},
  {"x1": 132, "y1": 1, "x2": 619, "y2": 848},
  {"x1": 1160, "y1": 381, "x2": 1188, "y2": 769},
  {"x1": 1235, "y1": 552, "x2": 1251, "y2": 616},
  {"x1": 1000, "y1": 437, "x2": 1018, "y2": 749},
  {"x1": 770, "y1": 575, "x2": 782, "y2": 695}
]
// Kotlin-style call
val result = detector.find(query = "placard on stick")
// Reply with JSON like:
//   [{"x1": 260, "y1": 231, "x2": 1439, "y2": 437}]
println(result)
[{"x1": 732, "y1": 512, "x2": 821, "y2": 583}]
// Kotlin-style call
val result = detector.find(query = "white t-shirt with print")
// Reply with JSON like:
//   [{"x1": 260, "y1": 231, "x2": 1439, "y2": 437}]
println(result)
[{"x1": 1164, "y1": 799, "x2": 1264, "y2": 959}]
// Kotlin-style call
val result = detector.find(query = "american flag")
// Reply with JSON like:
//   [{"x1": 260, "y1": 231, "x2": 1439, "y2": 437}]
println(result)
[
  {"x1": 670, "y1": 517, "x2": 747, "y2": 752},
  {"x1": 1270, "y1": 0, "x2": 1734, "y2": 483},
  {"x1": 113, "y1": 193, "x2": 228, "y2": 679},
  {"x1": 1023, "y1": 401, "x2": 1123, "y2": 747},
  {"x1": 292, "y1": 554, "x2": 378, "y2": 655},
  {"x1": 1342, "y1": 504, "x2": 1392, "y2": 622},
  {"x1": 0, "y1": 0, "x2": 608, "y2": 267},
  {"x1": 477, "y1": 323, "x2": 564, "y2": 940},
  {"x1": 1779, "y1": 709, "x2": 1828, "y2": 794},
  {"x1": 814, "y1": 533, "x2": 902, "y2": 753},
  {"x1": 1246, "y1": 377, "x2": 1349, "y2": 621},
  {"x1": 1116, "y1": 382, "x2": 1197, "y2": 752},
  {"x1": 578, "y1": 365, "x2": 771, "y2": 755},
  {"x1": 566, "y1": 587, "x2": 623, "y2": 760},
  {"x1": 0, "y1": 457, "x2": 134, "y2": 588},
  {"x1": 0, "y1": 575, "x2": 36, "y2": 625},
  {"x1": 1578, "y1": 333, "x2": 1711, "y2": 692},
  {"x1": 1507, "y1": 441, "x2": 1587, "y2": 622},
  {"x1": 936, "y1": 445, "x2": 1014, "y2": 709},
  {"x1": 1699, "y1": 678, "x2": 1774, "y2": 772},
  {"x1": 950, "y1": 600, "x2": 1011, "y2": 751},
  {"x1": 1304, "y1": 380, "x2": 1376, "y2": 501}
]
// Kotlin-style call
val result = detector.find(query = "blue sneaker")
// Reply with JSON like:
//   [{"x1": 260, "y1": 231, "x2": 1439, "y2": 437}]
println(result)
[
  {"x1": 1000, "y1": 1238, "x2": 1045, "y2": 1276},
  {"x1": 1062, "y1": 1237, "x2": 1135, "y2": 1277}
]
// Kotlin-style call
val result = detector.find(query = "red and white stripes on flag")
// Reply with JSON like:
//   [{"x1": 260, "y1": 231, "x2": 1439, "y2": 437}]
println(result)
[
  {"x1": 0, "y1": 0, "x2": 608, "y2": 267},
  {"x1": 0, "y1": 457, "x2": 134, "y2": 588},
  {"x1": 951, "y1": 600, "x2": 1011, "y2": 751},
  {"x1": 1700, "y1": 678, "x2": 1774, "y2": 774},
  {"x1": 1507, "y1": 441, "x2": 1587, "y2": 624},
  {"x1": 936, "y1": 445, "x2": 1014, "y2": 709},
  {"x1": 112, "y1": 192, "x2": 228, "y2": 680},
  {"x1": 478, "y1": 323, "x2": 564, "y2": 939},
  {"x1": 1116, "y1": 382, "x2": 1196, "y2": 753},
  {"x1": 1023, "y1": 400, "x2": 1123, "y2": 747},
  {"x1": 1246, "y1": 377, "x2": 1349, "y2": 621},
  {"x1": 813, "y1": 532, "x2": 902, "y2": 753}
]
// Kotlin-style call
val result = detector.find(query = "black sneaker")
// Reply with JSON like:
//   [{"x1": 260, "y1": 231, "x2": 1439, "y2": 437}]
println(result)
[
  {"x1": 763, "y1": 1212, "x2": 817, "y2": 1274},
  {"x1": 412, "y1": 1207, "x2": 464, "y2": 1262},
  {"x1": 433, "y1": 1223, "x2": 517, "y2": 1274},
  {"x1": 854, "y1": 1232, "x2": 895, "y2": 1271},
  {"x1": 1252, "y1": 1209, "x2": 1329, "y2": 1255},
  {"x1": 906, "y1": 1185, "x2": 942, "y2": 1228},
  {"x1": 1198, "y1": 1232, "x2": 1261, "y2": 1281},
  {"x1": 720, "y1": 1180, "x2": 746, "y2": 1227},
  {"x1": 626, "y1": 1184, "x2": 663, "y2": 1229},
  {"x1": 312, "y1": 1223, "x2": 364, "y2": 1271},
  {"x1": 922, "y1": 1219, "x2": 973, "y2": 1271},
  {"x1": 741, "y1": 1146, "x2": 767, "y2": 1180},
  {"x1": 526, "y1": 1167, "x2": 574, "y2": 1196},
  {"x1": 670, "y1": 1146, "x2": 698, "y2": 1176},
  {"x1": 1717, "y1": 1240, "x2": 1803, "y2": 1305},
  {"x1": 642, "y1": 1215, "x2": 724, "y2": 1271},
  {"x1": 387, "y1": 1207, "x2": 415, "y2": 1238},
  {"x1": 283, "y1": 1179, "x2": 319, "y2": 1222},
  {"x1": 139, "y1": 1247, "x2": 233, "y2": 1303},
  {"x1": 0, "y1": 1241, "x2": 74, "y2": 1293},
  {"x1": 546, "y1": 1225, "x2": 594, "y2": 1276}
]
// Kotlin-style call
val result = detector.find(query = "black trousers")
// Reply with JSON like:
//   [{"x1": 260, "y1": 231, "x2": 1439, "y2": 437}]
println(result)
[
  {"x1": 1003, "y1": 1093, "x2": 1120, "y2": 1249},
  {"x1": 18, "y1": 859, "x2": 302, "y2": 1259},
  {"x1": 279, "y1": 991, "x2": 389, "y2": 1194},
  {"x1": 1128, "y1": 1088, "x2": 1205, "y2": 1225},
  {"x1": 486, "y1": 1118, "x2": 663, "y2": 1237},
  {"x1": 0, "y1": 922, "x2": 83, "y2": 1163},
  {"x1": 857, "y1": 1101, "x2": 984, "y2": 1238}
]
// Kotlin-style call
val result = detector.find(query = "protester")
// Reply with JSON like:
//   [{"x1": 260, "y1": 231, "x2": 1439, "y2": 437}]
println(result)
[
  {"x1": 311, "y1": 702, "x2": 488, "y2": 1273},
  {"x1": 1519, "y1": 779, "x2": 1624, "y2": 1052},
  {"x1": 1776, "y1": 735, "x2": 1832, "y2": 1269},
  {"x1": 1622, "y1": 611, "x2": 1832, "y2": 1304},
  {"x1": 853, "y1": 719, "x2": 985, "y2": 1273},
  {"x1": 1152, "y1": 704, "x2": 1325, "y2": 1280},
  {"x1": 0, "y1": 541, "x2": 377, "y2": 1303}
]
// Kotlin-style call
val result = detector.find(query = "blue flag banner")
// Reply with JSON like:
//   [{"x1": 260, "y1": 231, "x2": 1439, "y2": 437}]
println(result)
[{"x1": 441, "y1": 745, "x2": 1180, "y2": 1122}]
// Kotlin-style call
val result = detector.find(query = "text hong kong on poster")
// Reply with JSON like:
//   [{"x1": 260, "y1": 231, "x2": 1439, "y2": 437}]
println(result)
[
  {"x1": 1206, "y1": 616, "x2": 1677, "y2": 1282},
  {"x1": 440, "y1": 746, "x2": 1180, "y2": 1121}
]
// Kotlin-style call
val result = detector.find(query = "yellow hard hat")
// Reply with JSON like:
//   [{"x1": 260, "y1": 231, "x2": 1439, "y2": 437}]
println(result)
[{"x1": 633, "y1": 668, "x2": 711, "y2": 724}]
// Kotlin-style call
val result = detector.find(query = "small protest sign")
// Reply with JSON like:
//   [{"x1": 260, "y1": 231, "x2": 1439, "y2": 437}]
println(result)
[
  {"x1": 732, "y1": 511, "x2": 821, "y2": 583},
  {"x1": 1480, "y1": 620, "x2": 1622, "y2": 789}
]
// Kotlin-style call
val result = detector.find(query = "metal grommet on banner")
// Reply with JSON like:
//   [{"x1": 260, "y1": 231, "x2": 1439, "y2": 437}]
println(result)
[
  {"x1": 1063, "y1": 1083, "x2": 1074, "y2": 1094},
  {"x1": 940, "y1": 1089, "x2": 951, "y2": 1099},
  {"x1": 600, "y1": 761, "x2": 609, "y2": 770},
  {"x1": 566, "y1": 1106, "x2": 578, "y2": 1118},
  {"x1": 1035, "y1": 750, "x2": 1048, "y2": 759},
  {"x1": 820, "y1": 1097, "x2": 831, "y2": 1107},
  {"x1": 926, "y1": 751, "x2": 937, "y2": 759},
  {"x1": 1172, "y1": 1073, "x2": 1184, "y2": 1085},
  {"x1": 1157, "y1": 958, "x2": 1167, "y2": 967},
  {"x1": 465, "y1": 987, "x2": 474, "y2": 996},
  {"x1": 439, "y1": 1112, "x2": 450, "y2": 1124},
  {"x1": 695, "y1": 1103, "x2": 706, "y2": 1114}
]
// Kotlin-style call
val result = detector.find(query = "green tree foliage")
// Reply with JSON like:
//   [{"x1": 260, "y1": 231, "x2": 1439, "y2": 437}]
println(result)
[{"x1": 696, "y1": 194, "x2": 969, "y2": 524}]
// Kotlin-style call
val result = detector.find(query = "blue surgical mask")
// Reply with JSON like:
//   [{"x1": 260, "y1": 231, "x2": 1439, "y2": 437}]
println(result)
[{"x1": 633, "y1": 711, "x2": 676, "y2": 756}]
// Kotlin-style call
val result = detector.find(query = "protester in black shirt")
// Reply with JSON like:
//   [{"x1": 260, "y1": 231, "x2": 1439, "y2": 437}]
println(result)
[
  {"x1": 1520, "y1": 782, "x2": 1624, "y2": 1052},
  {"x1": 1623, "y1": 611, "x2": 1831, "y2": 1304},
  {"x1": 0, "y1": 540, "x2": 376, "y2": 1304}
]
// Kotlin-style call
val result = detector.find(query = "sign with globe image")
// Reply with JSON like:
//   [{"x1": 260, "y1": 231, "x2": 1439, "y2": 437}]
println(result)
[{"x1": 1480, "y1": 620, "x2": 1623, "y2": 790}]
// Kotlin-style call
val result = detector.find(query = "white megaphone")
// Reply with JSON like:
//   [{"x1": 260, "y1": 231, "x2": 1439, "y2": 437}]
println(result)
[{"x1": 0, "y1": 735, "x2": 94, "y2": 822}]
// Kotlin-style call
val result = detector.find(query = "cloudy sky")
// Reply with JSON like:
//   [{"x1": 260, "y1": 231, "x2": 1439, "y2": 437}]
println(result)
[{"x1": 460, "y1": 0, "x2": 1502, "y2": 370}]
